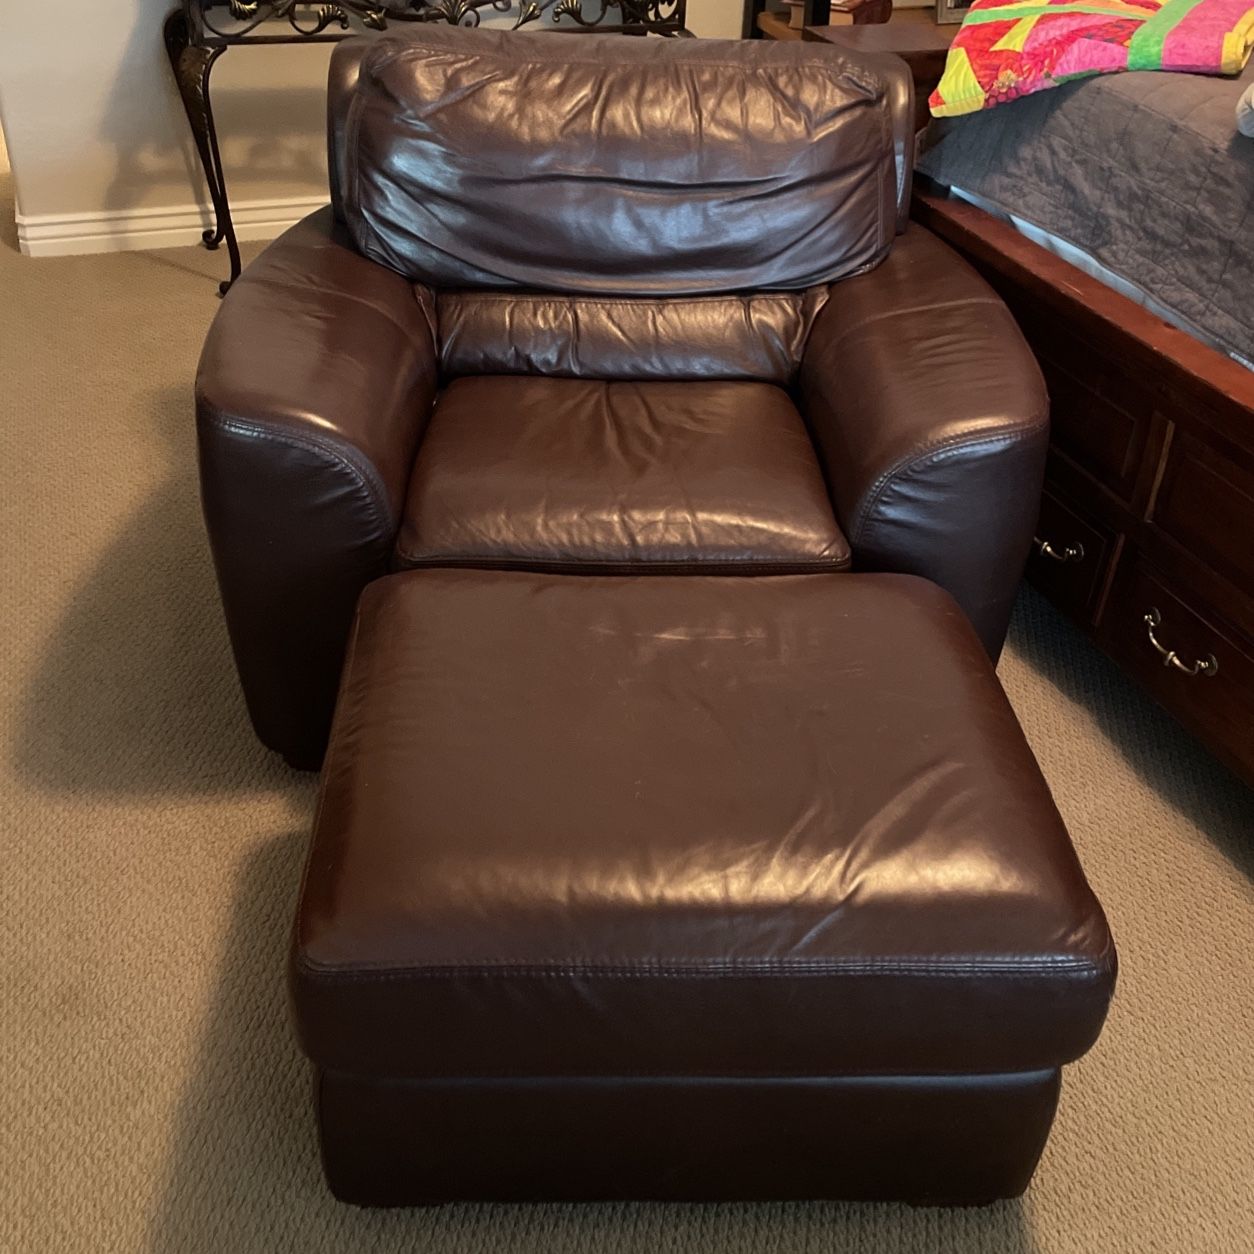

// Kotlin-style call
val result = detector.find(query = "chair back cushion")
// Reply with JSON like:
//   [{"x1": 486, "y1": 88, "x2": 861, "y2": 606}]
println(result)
[{"x1": 330, "y1": 29, "x2": 898, "y2": 295}]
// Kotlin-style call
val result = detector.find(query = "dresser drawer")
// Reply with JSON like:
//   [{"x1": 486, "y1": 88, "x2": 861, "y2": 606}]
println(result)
[
  {"x1": 1008, "y1": 306, "x2": 1161, "y2": 502},
  {"x1": 1028, "y1": 489, "x2": 1116, "y2": 623},
  {"x1": 1100, "y1": 561, "x2": 1254, "y2": 780},
  {"x1": 1151, "y1": 432, "x2": 1254, "y2": 594}
]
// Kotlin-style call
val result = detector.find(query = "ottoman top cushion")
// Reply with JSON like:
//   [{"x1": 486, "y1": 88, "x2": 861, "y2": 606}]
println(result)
[{"x1": 292, "y1": 571, "x2": 1115, "y2": 1079}]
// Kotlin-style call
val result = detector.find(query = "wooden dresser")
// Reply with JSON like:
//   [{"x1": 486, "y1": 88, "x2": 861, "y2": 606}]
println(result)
[
  {"x1": 743, "y1": 0, "x2": 893, "y2": 40},
  {"x1": 759, "y1": 14, "x2": 1253, "y2": 784},
  {"x1": 915, "y1": 190, "x2": 1254, "y2": 786}
]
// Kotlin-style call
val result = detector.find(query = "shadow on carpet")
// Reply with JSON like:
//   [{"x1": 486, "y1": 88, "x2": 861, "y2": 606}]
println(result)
[{"x1": 13, "y1": 385, "x2": 296, "y2": 798}]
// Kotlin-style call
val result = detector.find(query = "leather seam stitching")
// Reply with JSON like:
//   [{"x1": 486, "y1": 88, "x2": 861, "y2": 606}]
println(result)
[
  {"x1": 367, "y1": 44, "x2": 888, "y2": 97},
  {"x1": 344, "y1": 88, "x2": 392, "y2": 270},
  {"x1": 204, "y1": 412, "x2": 397, "y2": 537},
  {"x1": 318, "y1": 1068, "x2": 1062, "y2": 1082},
  {"x1": 389, "y1": 551, "x2": 852, "y2": 572},
  {"x1": 295, "y1": 957, "x2": 1109, "y2": 983},
  {"x1": 849, "y1": 421, "x2": 1047, "y2": 548},
  {"x1": 439, "y1": 294, "x2": 813, "y2": 309}
]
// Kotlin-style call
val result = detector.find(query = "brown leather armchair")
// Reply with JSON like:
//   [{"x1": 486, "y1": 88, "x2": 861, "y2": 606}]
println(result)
[{"x1": 196, "y1": 29, "x2": 1047, "y2": 769}]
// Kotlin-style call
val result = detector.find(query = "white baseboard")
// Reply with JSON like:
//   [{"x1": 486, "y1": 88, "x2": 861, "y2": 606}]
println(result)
[{"x1": 15, "y1": 194, "x2": 329, "y2": 258}]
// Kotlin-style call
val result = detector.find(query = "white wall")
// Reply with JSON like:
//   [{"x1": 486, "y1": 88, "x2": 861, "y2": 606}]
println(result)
[
  {"x1": 0, "y1": 1, "x2": 333, "y2": 255},
  {"x1": 0, "y1": 0, "x2": 743, "y2": 257},
  {"x1": 689, "y1": 0, "x2": 744, "y2": 38}
]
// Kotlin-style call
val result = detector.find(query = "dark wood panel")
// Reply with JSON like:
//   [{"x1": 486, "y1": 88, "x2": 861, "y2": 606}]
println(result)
[
  {"x1": 1028, "y1": 329, "x2": 1158, "y2": 502},
  {"x1": 912, "y1": 186, "x2": 1254, "y2": 785},
  {"x1": 1135, "y1": 530, "x2": 1254, "y2": 647},
  {"x1": 755, "y1": 10, "x2": 804, "y2": 39},
  {"x1": 1028, "y1": 489, "x2": 1117, "y2": 625},
  {"x1": 1152, "y1": 433, "x2": 1254, "y2": 598},
  {"x1": 746, "y1": 0, "x2": 831, "y2": 39},
  {"x1": 1100, "y1": 561, "x2": 1254, "y2": 782}
]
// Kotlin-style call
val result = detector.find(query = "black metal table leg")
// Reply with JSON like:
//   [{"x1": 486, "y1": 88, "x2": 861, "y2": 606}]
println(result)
[
  {"x1": 163, "y1": 9, "x2": 242, "y2": 295},
  {"x1": 163, "y1": 1, "x2": 690, "y2": 296}
]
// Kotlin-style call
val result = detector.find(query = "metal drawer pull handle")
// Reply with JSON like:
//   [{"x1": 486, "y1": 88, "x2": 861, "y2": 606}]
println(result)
[
  {"x1": 1143, "y1": 608, "x2": 1219, "y2": 677},
  {"x1": 1034, "y1": 536, "x2": 1085, "y2": 563}
]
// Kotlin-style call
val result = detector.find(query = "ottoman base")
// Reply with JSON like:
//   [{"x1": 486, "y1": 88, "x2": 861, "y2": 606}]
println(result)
[{"x1": 316, "y1": 1069, "x2": 1061, "y2": 1206}]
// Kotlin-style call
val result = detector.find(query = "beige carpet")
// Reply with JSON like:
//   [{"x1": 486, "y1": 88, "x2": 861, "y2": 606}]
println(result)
[{"x1": 2, "y1": 161, "x2": 1252, "y2": 1254}]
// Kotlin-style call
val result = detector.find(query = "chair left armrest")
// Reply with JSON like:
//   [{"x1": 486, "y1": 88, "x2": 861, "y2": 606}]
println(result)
[{"x1": 798, "y1": 226, "x2": 1049, "y2": 657}]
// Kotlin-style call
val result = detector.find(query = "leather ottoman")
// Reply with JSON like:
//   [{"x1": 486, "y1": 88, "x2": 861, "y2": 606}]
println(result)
[{"x1": 290, "y1": 570, "x2": 1116, "y2": 1206}]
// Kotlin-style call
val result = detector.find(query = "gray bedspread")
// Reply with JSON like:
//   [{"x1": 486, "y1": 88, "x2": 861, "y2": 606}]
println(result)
[{"x1": 918, "y1": 62, "x2": 1254, "y2": 363}]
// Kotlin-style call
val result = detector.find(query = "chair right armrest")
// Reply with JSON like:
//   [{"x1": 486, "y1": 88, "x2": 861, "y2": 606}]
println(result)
[
  {"x1": 798, "y1": 226, "x2": 1049, "y2": 657},
  {"x1": 197, "y1": 208, "x2": 438, "y2": 768}
]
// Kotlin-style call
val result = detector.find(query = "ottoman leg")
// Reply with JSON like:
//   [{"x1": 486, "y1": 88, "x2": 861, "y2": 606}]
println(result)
[{"x1": 314, "y1": 1068, "x2": 1062, "y2": 1206}]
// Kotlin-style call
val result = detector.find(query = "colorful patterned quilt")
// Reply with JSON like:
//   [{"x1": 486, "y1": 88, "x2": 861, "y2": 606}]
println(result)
[{"x1": 930, "y1": 0, "x2": 1254, "y2": 117}]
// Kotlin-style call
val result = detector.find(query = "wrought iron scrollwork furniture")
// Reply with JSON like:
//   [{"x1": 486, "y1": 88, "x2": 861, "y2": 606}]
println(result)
[{"x1": 164, "y1": 0, "x2": 688, "y2": 294}]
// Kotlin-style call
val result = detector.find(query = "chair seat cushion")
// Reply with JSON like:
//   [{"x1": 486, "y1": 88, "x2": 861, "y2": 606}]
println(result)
[
  {"x1": 291, "y1": 570, "x2": 1116, "y2": 1081},
  {"x1": 396, "y1": 377, "x2": 851, "y2": 574}
]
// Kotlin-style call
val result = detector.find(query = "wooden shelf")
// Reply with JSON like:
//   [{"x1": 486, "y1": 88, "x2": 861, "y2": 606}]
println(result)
[
  {"x1": 892, "y1": 7, "x2": 947, "y2": 23},
  {"x1": 755, "y1": 0, "x2": 915, "y2": 40},
  {"x1": 756, "y1": 10, "x2": 806, "y2": 39}
]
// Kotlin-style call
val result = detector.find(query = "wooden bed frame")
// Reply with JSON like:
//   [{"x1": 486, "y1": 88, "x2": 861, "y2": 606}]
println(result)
[{"x1": 913, "y1": 186, "x2": 1254, "y2": 786}]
